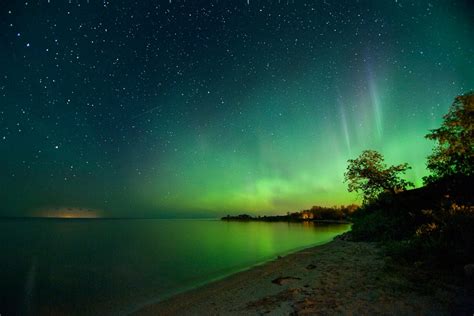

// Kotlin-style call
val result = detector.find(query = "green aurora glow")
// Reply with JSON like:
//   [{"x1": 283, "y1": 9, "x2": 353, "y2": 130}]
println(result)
[{"x1": 0, "y1": 1, "x2": 472, "y2": 217}]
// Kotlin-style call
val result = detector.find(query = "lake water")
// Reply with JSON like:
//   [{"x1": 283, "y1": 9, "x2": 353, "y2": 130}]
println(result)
[{"x1": 0, "y1": 218, "x2": 350, "y2": 315}]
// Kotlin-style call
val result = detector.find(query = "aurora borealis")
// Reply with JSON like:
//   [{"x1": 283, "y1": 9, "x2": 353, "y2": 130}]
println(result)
[{"x1": 0, "y1": 1, "x2": 473, "y2": 217}]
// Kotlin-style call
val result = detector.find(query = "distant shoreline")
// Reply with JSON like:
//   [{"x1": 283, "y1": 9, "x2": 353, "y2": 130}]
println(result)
[
  {"x1": 221, "y1": 214, "x2": 352, "y2": 224},
  {"x1": 224, "y1": 218, "x2": 352, "y2": 225}
]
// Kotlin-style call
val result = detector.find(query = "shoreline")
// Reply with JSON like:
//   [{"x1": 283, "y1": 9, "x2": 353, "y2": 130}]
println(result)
[
  {"x1": 125, "y1": 238, "x2": 339, "y2": 315},
  {"x1": 133, "y1": 238, "x2": 470, "y2": 315}
]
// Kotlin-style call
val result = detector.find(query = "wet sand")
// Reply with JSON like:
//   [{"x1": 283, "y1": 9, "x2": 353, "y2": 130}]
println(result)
[{"x1": 134, "y1": 239, "x2": 470, "y2": 315}]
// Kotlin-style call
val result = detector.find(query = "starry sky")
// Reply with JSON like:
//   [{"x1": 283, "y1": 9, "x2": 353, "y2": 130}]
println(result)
[{"x1": 0, "y1": 0, "x2": 473, "y2": 218}]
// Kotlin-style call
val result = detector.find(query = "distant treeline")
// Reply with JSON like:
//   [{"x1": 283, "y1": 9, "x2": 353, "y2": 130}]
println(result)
[{"x1": 222, "y1": 204, "x2": 359, "y2": 222}]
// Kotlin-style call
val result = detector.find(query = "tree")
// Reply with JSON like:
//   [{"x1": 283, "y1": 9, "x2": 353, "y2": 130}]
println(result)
[
  {"x1": 344, "y1": 150, "x2": 413, "y2": 204},
  {"x1": 425, "y1": 92, "x2": 474, "y2": 183}
]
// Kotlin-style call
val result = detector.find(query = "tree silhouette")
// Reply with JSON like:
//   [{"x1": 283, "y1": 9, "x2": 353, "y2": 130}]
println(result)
[
  {"x1": 344, "y1": 150, "x2": 413, "y2": 204},
  {"x1": 425, "y1": 92, "x2": 474, "y2": 183}
]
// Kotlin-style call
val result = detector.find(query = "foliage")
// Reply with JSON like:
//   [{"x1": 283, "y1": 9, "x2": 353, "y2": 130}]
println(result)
[
  {"x1": 416, "y1": 204, "x2": 474, "y2": 263},
  {"x1": 348, "y1": 177, "x2": 474, "y2": 268},
  {"x1": 425, "y1": 92, "x2": 474, "y2": 183},
  {"x1": 344, "y1": 150, "x2": 413, "y2": 204},
  {"x1": 382, "y1": 204, "x2": 474, "y2": 266},
  {"x1": 350, "y1": 190, "x2": 474, "y2": 265},
  {"x1": 345, "y1": 93, "x2": 474, "y2": 269},
  {"x1": 349, "y1": 207, "x2": 410, "y2": 241}
]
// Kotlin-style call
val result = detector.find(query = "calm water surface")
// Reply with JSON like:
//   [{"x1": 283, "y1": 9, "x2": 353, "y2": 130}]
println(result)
[{"x1": 0, "y1": 219, "x2": 350, "y2": 315}]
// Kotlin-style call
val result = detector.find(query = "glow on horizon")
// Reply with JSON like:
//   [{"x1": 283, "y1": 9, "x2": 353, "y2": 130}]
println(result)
[{"x1": 38, "y1": 208, "x2": 102, "y2": 219}]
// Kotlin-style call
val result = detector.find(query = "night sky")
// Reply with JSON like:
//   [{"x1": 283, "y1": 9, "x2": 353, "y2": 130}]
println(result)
[{"x1": 0, "y1": 1, "x2": 473, "y2": 217}]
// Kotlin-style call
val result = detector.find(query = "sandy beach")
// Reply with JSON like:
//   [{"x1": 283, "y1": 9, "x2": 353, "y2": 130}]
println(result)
[{"x1": 134, "y1": 238, "x2": 472, "y2": 315}]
